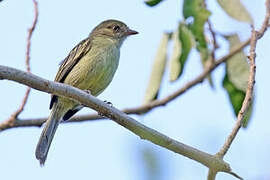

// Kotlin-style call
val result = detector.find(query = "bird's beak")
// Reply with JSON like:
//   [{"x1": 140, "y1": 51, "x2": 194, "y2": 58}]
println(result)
[{"x1": 125, "y1": 28, "x2": 139, "y2": 36}]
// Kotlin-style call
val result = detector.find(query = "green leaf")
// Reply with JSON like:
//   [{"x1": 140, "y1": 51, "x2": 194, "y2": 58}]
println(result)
[
  {"x1": 169, "y1": 23, "x2": 194, "y2": 82},
  {"x1": 183, "y1": 0, "x2": 213, "y2": 86},
  {"x1": 217, "y1": 0, "x2": 253, "y2": 24},
  {"x1": 223, "y1": 74, "x2": 246, "y2": 117},
  {"x1": 169, "y1": 29, "x2": 182, "y2": 82},
  {"x1": 226, "y1": 35, "x2": 249, "y2": 91},
  {"x1": 242, "y1": 97, "x2": 253, "y2": 128},
  {"x1": 144, "y1": 0, "x2": 163, "y2": 7},
  {"x1": 183, "y1": 0, "x2": 211, "y2": 50},
  {"x1": 223, "y1": 34, "x2": 253, "y2": 127},
  {"x1": 143, "y1": 33, "x2": 169, "y2": 104},
  {"x1": 223, "y1": 74, "x2": 253, "y2": 127}
]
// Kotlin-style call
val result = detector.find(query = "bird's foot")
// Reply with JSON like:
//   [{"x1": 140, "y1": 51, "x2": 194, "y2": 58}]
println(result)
[
  {"x1": 83, "y1": 90, "x2": 92, "y2": 95},
  {"x1": 104, "y1": 100, "x2": 113, "y2": 107},
  {"x1": 81, "y1": 90, "x2": 92, "y2": 107},
  {"x1": 98, "y1": 100, "x2": 113, "y2": 117}
]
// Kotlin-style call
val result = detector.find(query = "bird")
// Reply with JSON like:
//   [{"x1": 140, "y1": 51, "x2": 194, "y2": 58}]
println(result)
[{"x1": 35, "y1": 19, "x2": 138, "y2": 165}]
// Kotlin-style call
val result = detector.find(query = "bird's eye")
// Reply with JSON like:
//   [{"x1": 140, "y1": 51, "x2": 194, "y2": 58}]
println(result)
[{"x1": 113, "y1": 25, "x2": 120, "y2": 31}]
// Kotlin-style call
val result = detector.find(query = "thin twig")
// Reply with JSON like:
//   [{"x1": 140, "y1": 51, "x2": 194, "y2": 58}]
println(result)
[
  {"x1": 0, "y1": 38, "x2": 250, "y2": 132},
  {"x1": 207, "y1": 167, "x2": 243, "y2": 180},
  {"x1": 228, "y1": 171, "x2": 244, "y2": 180},
  {"x1": 207, "y1": 20, "x2": 218, "y2": 64},
  {"x1": 216, "y1": 0, "x2": 270, "y2": 158},
  {"x1": 26, "y1": 0, "x2": 38, "y2": 73},
  {"x1": 210, "y1": 26, "x2": 218, "y2": 50},
  {"x1": 3, "y1": 0, "x2": 38, "y2": 127},
  {"x1": 203, "y1": 0, "x2": 218, "y2": 65}
]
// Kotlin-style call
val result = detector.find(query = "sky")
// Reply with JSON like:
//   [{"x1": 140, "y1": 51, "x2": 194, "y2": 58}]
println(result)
[{"x1": 0, "y1": 0, "x2": 270, "y2": 180}]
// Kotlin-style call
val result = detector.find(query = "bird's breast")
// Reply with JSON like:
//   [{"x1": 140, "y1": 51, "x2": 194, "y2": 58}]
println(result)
[
  {"x1": 67, "y1": 43, "x2": 120, "y2": 96},
  {"x1": 89, "y1": 45, "x2": 120, "y2": 96}
]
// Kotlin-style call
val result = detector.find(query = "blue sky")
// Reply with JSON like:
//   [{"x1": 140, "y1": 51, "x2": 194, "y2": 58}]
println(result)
[{"x1": 0, "y1": 0, "x2": 269, "y2": 179}]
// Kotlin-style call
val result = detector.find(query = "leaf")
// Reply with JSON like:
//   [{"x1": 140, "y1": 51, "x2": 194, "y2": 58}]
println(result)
[
  {"x1": 144, "y1": 0, "x2": 163, "y2": 7},
  {"x1": 223, "y1": 74, "x2": 253, "y2": 127},
  {"x1": 169, "y1": 23, "x2": 194, "y2": 82},
  {"x1": 217, "y1": 0, "x2": 253, "y2": 24},
  {"x1": 242, "y1": 96, "x2": 253, "y2": 128},
  {"x1": 223, "y1": 74, "x2": 246, "y2": 117},
  {"x1": 183, "y1": 0, "x2": 213, "y2": 86},
  {"x1": 223, "y1": 34, "x2": 253, "y2": 127},
  {"x1": 143, "y1": 33, "x2": 169, "y2": 104},
  {"x1": 169, "y1": 29, "x2": 182, "y2": 82},
  {"x1": 183, "y1": 0, "x2": 211, "y2": 50},
  {"x1": 226, "y1": 35, "x2": 249, "y2": 91}
]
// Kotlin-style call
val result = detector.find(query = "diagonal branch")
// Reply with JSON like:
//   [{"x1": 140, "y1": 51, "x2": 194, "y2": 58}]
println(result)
[
  {"x1": 0, "y1": 65, "x2": 237, "y2": 175},
  {"x1": 0, "y1": 37, "x2": 251, "y2": 132}
]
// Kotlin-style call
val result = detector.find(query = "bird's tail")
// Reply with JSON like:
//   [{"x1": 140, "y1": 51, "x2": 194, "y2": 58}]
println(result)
[{"x1": 35, "y1": 103, "x2": 63, "y2": 165}]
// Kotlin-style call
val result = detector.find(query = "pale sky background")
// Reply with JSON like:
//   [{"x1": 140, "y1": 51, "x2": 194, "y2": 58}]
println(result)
[{"x1": 0, "y1": 0, "x2": 270, "y2": 180}]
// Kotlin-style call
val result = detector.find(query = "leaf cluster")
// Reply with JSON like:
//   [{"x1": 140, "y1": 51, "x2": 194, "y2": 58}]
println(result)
[{"x1": 143, "y1": 0, "x2": 254, "y2": 126}]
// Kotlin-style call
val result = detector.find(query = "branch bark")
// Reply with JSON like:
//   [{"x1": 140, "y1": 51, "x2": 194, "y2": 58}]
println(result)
[
  {"x1": 0, "y1": 38, "x2": 250, "y2": 132},
  {"x1": 0, "y1": 65, "x2": 236, "y2": 175}
]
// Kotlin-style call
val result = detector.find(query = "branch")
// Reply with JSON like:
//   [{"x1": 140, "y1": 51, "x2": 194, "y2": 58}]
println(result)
[
  {"x1": 0, "y1": 65, "x2": 235, "y2": 174},
  {"x1": 0, "y1": 37, "x2": 251, "y2": 132},
  {"x1": 26, "y1": 0, "x2": 38, "y2": 73},
  {"x1": 207, "y1": 170, "x2": 217, "y2": 180},
  {"x1": 3, "y1": 0, "x2": 38, "y2": 127},
  {"x1": 216, "y1": 0, "x2": 270, "y2": 158}
]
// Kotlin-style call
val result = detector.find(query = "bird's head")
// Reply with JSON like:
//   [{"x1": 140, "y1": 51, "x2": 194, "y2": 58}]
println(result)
[{"x1": 90, "y1": 19, "x2": 138, "y2": 43}]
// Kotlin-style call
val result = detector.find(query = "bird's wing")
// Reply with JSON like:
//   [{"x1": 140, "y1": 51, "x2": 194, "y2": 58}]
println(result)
[
  {"x1": 50, "y1": 37, "x2": 92, "y2": 109},
  {"x1": 55, "y1": 37, "x2": 92, "y2": 83}
]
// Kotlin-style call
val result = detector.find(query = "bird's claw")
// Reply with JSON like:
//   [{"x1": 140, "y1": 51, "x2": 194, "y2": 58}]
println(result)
[
  {"x1": 84, "y1": 90, "x2": 92, "y2": 95},
  {"x1": 104, "y1": 100, "x2": 113, "y2": 107},
  {"x1": 98, "y1": 100, "x2": 113, "y2": 117}
]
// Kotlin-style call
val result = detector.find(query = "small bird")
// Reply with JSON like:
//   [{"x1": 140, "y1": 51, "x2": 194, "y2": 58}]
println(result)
[{"x1": 35, "y1": 19, "x2": 138, "y2": 165}]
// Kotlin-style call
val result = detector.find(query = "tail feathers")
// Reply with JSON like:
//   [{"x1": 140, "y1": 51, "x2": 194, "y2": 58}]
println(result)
[{"x1": 35, "y1": 105, "x2": 62, "y2": 165}]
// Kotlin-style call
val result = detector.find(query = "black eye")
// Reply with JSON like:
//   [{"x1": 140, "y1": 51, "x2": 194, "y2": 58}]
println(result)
[{"x1": 113, "y1": 25, "x2": 120, "y2": 31}]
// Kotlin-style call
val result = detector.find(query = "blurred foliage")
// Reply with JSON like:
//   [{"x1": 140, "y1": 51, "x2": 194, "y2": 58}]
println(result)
[
  {"x1": 169, "y1": 27, "x2": 182, "y2": 82},
  {"x1": 223, "y1": 34, "x2": 253, "y2": 127},
  {"x1": 183, "y1": 0, "x2": 214, "y2": 86},
  {"x1": 144, "y1": 0, "x2": 164, "y2": 7},
  {"x1": 183, "y1": 0, "x2": 210, "y2": 50},
  {"x1": 169, "y1": 22, "x2": 195, "y2": 82},
  {"x1": 143, "y1": 0, "x2": 254, "y2": 126},
  {"x1": 143, "y1": 33, "x2": 169, "y2": 104},
  {"x1": 225, "y1": 35, "x2": 249, "y2": 92},
  {"x1": 217, "y1": 0, "x2": 253, "y2": 24},
  {"x1": 140, "y1": 147, "x2": 163, "y2": 180}
]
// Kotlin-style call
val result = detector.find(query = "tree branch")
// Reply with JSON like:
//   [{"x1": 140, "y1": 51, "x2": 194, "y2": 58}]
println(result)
[
  {"x1": 0, "y1": 37, "x2": 251, "y2": 132},
  {"x1": 0, "y1": 65, "x2": 236, "y2": 174},
  {"x1": 207, "y1": 170, "x2": 217, "y2": 180},
  {"x1": 216, "y1": 0, "x2": 270, "y2": 158}
]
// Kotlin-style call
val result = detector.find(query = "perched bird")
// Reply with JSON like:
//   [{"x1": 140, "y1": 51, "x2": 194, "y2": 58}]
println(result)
[{"x1": 35, "y1": 19, "x2": 138, "y2": 165}]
